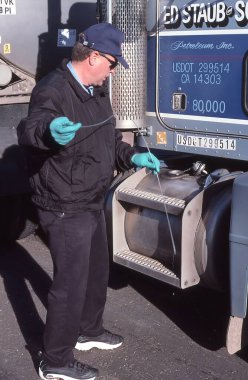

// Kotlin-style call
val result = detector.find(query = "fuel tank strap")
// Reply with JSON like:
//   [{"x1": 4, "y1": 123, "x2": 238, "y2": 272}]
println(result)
[{"x1": 115, "y1": 187, "x2": 185, "y2": 215}]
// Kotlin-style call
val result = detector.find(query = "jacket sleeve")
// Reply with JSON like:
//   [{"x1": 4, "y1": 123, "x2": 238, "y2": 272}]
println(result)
[
  {"x1": 114, "y1": 128, "x2": 137, "y2": 172},
  {"x1": 17, "y1": 84, "x2": 63, "y2": 151}
]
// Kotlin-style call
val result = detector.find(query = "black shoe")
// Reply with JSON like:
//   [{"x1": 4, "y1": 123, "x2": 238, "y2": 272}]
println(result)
[
  {"x1": 75, "y1": 329, "x2": 123, "y2": 351},
  {"x1": 39, "y1": 359, "x2": 98, "y2": 380}
]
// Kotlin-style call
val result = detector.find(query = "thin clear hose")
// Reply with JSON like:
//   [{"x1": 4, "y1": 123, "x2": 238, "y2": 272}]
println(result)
[{"x1": 136, "y1": 129, "x2": 177, "y2": 263}]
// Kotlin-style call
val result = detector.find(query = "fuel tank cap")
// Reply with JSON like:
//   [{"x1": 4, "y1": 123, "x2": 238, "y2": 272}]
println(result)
[{"x1": 0, "y1": 63, "x2": 12, "y2": 87}]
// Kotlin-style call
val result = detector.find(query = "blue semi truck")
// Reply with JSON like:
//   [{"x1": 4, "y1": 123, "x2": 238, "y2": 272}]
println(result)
[{"x1": 1, "y1": 0, "x2": 248, "y2": 354}]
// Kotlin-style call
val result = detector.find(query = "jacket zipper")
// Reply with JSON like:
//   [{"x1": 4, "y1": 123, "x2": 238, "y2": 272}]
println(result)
[{"x1": 45, "y1": 162, "x2": 50, "y2": 190}]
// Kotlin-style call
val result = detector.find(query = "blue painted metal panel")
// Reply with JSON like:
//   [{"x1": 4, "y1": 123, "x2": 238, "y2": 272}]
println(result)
[
  {"x1": 146, "y1": 1, "x2": 248, "y2": 159},
  {"x1": 159, "y1": 34, "x2": 245, "y2": 120},
  {"x1": 147, "y1": 33, "x2": 248, "y2": 120}
]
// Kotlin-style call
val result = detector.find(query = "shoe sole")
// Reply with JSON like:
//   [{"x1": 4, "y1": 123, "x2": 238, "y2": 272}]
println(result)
[
  {"x1": 39, "y1": 367, "x2": 97, "y2": 380},
  {"x1": 75, "y1": 341, "x2": 123, "y2": 351}
]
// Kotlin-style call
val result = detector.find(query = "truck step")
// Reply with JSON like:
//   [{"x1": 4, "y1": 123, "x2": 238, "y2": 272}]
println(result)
[
  {"x1": 114, "y1": 249, "x2": 180, "y2": 287},
  {"x1": 115, "y1": 187, "x2": 185, "y2": 215}
]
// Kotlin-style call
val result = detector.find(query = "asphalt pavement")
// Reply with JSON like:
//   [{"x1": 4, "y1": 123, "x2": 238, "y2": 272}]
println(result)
[{"x1": 1, "y1": 232, "x2": 248, "y2": 380}]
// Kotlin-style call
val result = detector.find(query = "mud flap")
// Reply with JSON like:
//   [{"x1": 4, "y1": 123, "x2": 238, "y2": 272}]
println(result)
[
  {"x1": 226, "y1": 316, "x2": 248, "y2": 354},
  {"x1": 229, "y1": 172, "x2": 248, "y2": 318}
]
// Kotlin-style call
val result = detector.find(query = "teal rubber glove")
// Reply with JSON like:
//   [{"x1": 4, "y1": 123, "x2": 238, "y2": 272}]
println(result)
[
  {"x1": 131, "y1": 152, "x2": 160, "y2": 174},
  {"x1": 49, "y1": 116, "x2": 82, "y2": 145}
]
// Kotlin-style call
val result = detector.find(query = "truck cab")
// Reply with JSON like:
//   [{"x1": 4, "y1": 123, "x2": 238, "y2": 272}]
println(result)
[{"x1": 104, "y1": 0, "x2": 248, "y2": 354}]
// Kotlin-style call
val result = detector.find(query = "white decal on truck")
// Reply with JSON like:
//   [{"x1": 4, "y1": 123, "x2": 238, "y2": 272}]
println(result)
[
  {"x1": 3, "y1": 43, "x2": 11, "y2": 54},
  {"x1": 57, "y1": 29, "x2": 76, "y2": 47},
  {"x1": 0, "y1": 0, "x2": 16, "y2": 15},
  {"x1": 176, "y1": 134, "x2": 236, "y2": 151},
  {"x1": 162, "y1": 1, "x2": 248, "y2": 28}
]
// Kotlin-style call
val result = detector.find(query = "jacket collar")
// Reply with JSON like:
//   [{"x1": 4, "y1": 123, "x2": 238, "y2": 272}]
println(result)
[{"x1": 58, "y1": 59, "x2": 108, "y2": 102}]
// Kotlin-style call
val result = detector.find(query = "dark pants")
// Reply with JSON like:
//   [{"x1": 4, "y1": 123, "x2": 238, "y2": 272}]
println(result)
[{"x1": 37, "y1": 208, "x2": 109, "y2": 367}]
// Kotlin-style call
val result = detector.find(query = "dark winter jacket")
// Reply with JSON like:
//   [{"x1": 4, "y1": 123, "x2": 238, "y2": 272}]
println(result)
[{"x1": 17, "y1": 59, "x2": 135, "y2": 212}]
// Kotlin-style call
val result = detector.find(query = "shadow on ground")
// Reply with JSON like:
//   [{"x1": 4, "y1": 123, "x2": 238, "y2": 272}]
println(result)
[
  {"x1": 109, "y1": 264, "x2": 231, "y2": 353},
  {"x1": 0, "y1": 241, "x2": 51, "y2": 368},
  {"x1": 1, "y1": 235, "x2": 248, "y2": 369}
]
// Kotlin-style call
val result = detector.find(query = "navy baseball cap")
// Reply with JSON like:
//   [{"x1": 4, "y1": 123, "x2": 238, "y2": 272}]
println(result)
[{"x1": 79, "y1": 22, "x2": 129, "y2": 69}]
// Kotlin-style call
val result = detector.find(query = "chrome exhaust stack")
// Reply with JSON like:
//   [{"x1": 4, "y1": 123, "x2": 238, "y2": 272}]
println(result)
[{"x1": 108, "y1": 0, "x2": 147, "y2": 130}]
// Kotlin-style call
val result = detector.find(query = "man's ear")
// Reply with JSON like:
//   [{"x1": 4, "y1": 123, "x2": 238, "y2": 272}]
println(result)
[{"x1": 89, "y1": 51, "x2": 99, "y2": 66}]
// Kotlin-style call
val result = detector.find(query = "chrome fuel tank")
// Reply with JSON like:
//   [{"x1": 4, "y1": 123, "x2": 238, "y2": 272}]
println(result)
[{"x1": 109, "y1": 166, "x2": 233, "y2": 290}]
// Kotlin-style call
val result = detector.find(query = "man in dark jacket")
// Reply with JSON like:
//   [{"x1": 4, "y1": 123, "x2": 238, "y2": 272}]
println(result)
[{"x1": 18, "y1": 22, "x2": 160, "y2": 380}]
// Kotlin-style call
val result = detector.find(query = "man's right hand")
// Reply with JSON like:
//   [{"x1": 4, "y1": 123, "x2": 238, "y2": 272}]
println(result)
[
  {"x1": 49, "y1": 116, "x2": 82, "y2": 145},
  {"x1": 131, "y1": 152, "x2": 160, "y2": 174}
]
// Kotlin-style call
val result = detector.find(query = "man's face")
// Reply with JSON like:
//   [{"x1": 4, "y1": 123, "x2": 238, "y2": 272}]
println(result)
[{"x1": 90, "y1": 52, "x2": 118, "y2": 86}]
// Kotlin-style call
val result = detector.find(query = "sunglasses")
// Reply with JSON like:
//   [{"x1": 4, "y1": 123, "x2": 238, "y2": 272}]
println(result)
[{"x1": 98, "y1": 52, "x2": 118, "y2": 70}]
